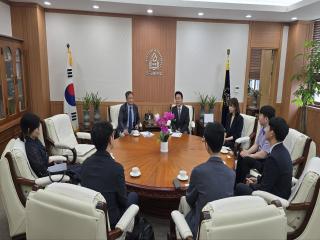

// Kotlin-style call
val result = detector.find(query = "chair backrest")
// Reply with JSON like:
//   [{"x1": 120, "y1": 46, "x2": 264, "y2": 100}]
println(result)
[
  {"x1": 286, "y1": 157, "x2": 320, "y2": 238},
  {"x1": 109, "y1": 104, "x2": 123, "y2": 129},
  {"x1": 198, "y1": 196, "x2": 287, "y2": 240},
  {"x1": 10, "y1": 138, "x2": 37, "y2": 180},
  {"x1": 38, "y1": 123, "x2": 45, "y2": 147},
  {"x1": 45, "y1": 114, "x2": 78, "y2": 155},
  {"x1": 0, "y1": 153, "x2": 26, "y2": 237},
  {"x1": 26, "y1": 183, "x2": 108, "y2": 240},
  {"x1": 240, "y1": 114, "x2": 256, "y2": 149},
  {"x1": 171, "y1": 104, "x2": 195, "y2": 133},
  {"x1": 283, "y1": 128, "x2": 316, "y2": 177}
]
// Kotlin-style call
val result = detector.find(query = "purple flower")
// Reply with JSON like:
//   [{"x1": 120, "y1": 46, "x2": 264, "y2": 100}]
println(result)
[
  {"x1": 161, "y1": 126, "x2": 169, "y2": 134},
  {"x1": 164, "y1": 112, "x2": 175, "y2": 120}
]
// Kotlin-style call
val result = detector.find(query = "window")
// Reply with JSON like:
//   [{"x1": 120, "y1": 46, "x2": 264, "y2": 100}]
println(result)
[{"x1": 313, "y1": 20, "x2": 320, "y2": 105}]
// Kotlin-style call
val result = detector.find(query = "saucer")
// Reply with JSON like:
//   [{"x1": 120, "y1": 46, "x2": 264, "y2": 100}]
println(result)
[
  {"x1": 130, "y1": 171, "x2": 141, "y2": 177},
  {"x1": 177, "y1": 174, "x2": 188, "y2": 181},
  {"x1": 132, "y1": 133, "x2": 140, "y2": 137},
  {"x1": 220, "y1": 149, "x2": 229, "y2": 154}
]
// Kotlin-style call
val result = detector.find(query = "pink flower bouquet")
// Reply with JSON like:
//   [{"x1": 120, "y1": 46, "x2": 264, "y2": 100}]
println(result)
[{"x1": 156, "y1": 112, "x2": 175, "y2": 142}]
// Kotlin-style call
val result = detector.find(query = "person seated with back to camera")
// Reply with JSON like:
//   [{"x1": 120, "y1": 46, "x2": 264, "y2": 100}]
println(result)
[
  {"x1": 117, "y1": 91, "x2": 140, "y2": 136},
  {"x1": 171, "y1": 91, "x2": 190, "y2": 134},
  {"x1": 235, "y1": 117, "x2": 292, "y2": 199},
  {"x1": 224, "y1": 97, "x2": 244, "y2": 149},
  {"x1": 20, "y1": 112, "x2": 81, "y2": 184},
  {"x1": 81, "y1": 121, "x2": 139, "y2": 229},
  {"x1": 178, "y1": 122, "x2": 235, "y2": 237},
  {"x1": 235, "y1": 105, "x2": 275, "y2": 184}
]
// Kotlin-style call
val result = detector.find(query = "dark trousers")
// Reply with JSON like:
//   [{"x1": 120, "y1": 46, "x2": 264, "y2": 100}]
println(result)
[
  {"x1": 235, "y1": 156, "x2": 266, "y2": 184},
  {"x1": 235, "y1": 183, "x2": 254, "y2": 196},
  {"x1": 127, "y1": 192, "x2": 139, "y2": 207}
]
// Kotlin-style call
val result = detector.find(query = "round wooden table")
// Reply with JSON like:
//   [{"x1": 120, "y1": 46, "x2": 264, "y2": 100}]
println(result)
[{"x1": 112, "y1": 133, "x2": 235, "y2": 217}]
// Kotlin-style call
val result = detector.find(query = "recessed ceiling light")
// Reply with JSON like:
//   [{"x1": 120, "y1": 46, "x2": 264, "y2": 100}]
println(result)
[
  {"x1": 245, "y1": 14, "x2": 252, "y2": 18},
  {"x1": 291, "y1": 17, "x2": 298, "y2": 21},
  {"x1": 198, "y1": 12, "x2": 204, "y2": 16},
  {"x1": 44, "y1": 1, "x2": 51, "y2": 6},
  {"x1": 92, "y1": 5, "x2": 100, "y2": 9},
  {"x1": 147, "y1": 9, "x2": 153, "y2": 14}
]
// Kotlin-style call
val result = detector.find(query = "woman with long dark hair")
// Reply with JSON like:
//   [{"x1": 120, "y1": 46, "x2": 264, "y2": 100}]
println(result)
[{"x1": 224, "y1": 98, "x2": 244, "y2": 149}]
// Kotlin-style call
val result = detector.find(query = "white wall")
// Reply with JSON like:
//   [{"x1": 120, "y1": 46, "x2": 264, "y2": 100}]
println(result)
[
  {"x1": 175, "y1": 21, "x2": 249, "y2": 102},
  {"x1": 46, "y1": 13, "x2": 132, "y2": 101},
  {"x1": 0, "y1": 1, "x2": 12, "y2": 36},
  {"x1": 277, "y1": 25, "x2": 289, "y2": 103}
]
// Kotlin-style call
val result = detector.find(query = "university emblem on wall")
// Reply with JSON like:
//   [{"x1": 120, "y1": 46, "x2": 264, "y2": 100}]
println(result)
[{"x1": 145, "y1": 49, "x2": 163, "y2": 76}]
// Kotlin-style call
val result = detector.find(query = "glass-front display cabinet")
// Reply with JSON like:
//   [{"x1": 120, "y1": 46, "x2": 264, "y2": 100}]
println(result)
[{"x1": 0, "y1": 35, "x2": 27, "y2": 124}]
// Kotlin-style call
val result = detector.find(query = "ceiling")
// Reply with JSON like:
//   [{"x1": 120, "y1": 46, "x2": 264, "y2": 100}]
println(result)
[{"x1": 10, "y1": 0, "x2": 320, "y2": 22}]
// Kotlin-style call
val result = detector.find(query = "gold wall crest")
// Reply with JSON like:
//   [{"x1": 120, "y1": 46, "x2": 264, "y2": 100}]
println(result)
[{"x1": 145, "y1": 49, "x2": 163, "y2": 76}]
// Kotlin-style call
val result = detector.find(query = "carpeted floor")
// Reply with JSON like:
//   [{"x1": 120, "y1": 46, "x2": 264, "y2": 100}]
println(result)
[{"x1": 0, "y1": 197, "x2": 170, "y2": 240}]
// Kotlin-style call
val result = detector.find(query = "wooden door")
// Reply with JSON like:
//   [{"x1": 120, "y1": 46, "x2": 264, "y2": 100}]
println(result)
[{"x1": 259, "y1": 49, "x2": 275, "y2": 107}]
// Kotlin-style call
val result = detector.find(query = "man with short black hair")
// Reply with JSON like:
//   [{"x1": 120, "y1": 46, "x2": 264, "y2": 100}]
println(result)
[
  {"x1": 179, "y1": 122, "x2": 235, "y2": 237},
  {"x1": 81, "y1": 121, "x2": 138, "y2": 229},
  {"x1": 235, "y1": 117, "x2": 292, "y2": 199},
  {"x1": 117, "y1": 91, "x2": 140, "y2": 136},
  {"x1": 171, "y1": 91, "x2": 190, "y2": 134},
  {"x1": 235, "y1": 105, "x2": 276, "y2": 184}
]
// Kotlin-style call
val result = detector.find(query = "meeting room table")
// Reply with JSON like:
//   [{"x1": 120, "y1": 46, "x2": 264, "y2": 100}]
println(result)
[{"x1": 112, "y1": 132, "x2": 236, "y2": 217}]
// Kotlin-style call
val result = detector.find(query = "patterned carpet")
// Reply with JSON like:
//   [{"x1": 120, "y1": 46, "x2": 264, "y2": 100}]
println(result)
[{"x1": 0, "y1": 197, "x2": 170, "y2": 240}]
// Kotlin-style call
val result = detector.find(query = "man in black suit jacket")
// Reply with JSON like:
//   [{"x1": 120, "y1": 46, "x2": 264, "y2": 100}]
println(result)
[
  {"x1": 117, "y1": 91, "x2": 140, "y2": 135},
  {"x1": 235, "y1": 117, "x2": 292, "y2": 200},
  {"x1": 81, "y1": 122, "x2": 138, "y2": 229},
  {"x1": 179, "y1": 122, "x2": 235, "y2": 237},
  {"x1": 171, "y1": 91, "x2": 190, "y2": 134}
]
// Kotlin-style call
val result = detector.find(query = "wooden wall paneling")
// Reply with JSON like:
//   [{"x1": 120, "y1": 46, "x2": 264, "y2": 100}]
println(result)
[
  {"x1": 306, "y1": 107, "x2": 320, "y2": 156},
  {"x1": 280, "y1": 21, "x2": 314, "y2": 128},
  {"x1": 132, "y1": 16, "x2": 176, "y2": 103},
  {"x1": 10, "y1": 3, "x2": 51, "y2": 119},
  {"x1": 250, "y1": 22, "x2": 283, "y2": 49}
]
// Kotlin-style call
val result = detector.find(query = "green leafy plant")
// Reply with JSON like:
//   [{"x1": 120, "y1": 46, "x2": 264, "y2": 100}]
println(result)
[
  {"x1": 208, "y1": 96, "x2": 217, "y2": 109},
  {"x1": 82, "y1": 92, "x2": 92, "y2": 111},
  {"x1": 198, "y1": 93, "x2": 208, "y2": 108},
  {"x1": 291, "y1": 40, "x2": 320, "y2": 133},
  {"x1": 91, "y1": 92, "x2": 103, "y2": 110}
]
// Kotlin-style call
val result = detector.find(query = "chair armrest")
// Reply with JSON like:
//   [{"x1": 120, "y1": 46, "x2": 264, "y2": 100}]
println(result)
[
  {"x1": 54, "y1": 142, "x2": 73, "y2": 150},
  {"x1": 252, "y1": 191, "x2": 289, "y2": 208},
  {"x1": 292, "y1": 156, "x2": 305, "y2": 166},
  {"x1": 190, "y1": 121, "x2": 195, "y2": 129},
  {"x1": 34, "y1": 175, "x2": 70, "y2": 187},
  {"x1": 111, "y1": 122, "x2": 117, "y2": 130},
  {"x1": 292, "y1": 177, "x2": 298, "y2": 187},
  {"x1": 115, "y1": 204, "x2": 139, "y2": 231},
  {"x1": 48, "y1": 155, "x2": 68, "y2": 164},
  {"x1": 76, "y1": 132, "x2": 91, "y2": 140},
  {"x1": 16, "y1": 177, "x2": 36, "y2": 187},
  {"x1": 171, "y1": 210, "x2": 193, "y2": 240},
  {"x1": 235, "y1": 136, "x2": 250, "y2": 144}
]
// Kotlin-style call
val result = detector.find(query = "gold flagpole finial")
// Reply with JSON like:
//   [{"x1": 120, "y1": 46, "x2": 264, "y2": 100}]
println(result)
[
  {"x1": 67, "y1": 43, "x2": 73, "y2": 66},
  {"x1": 226, "y1": 49, "x2": 230, "y2": 70}
]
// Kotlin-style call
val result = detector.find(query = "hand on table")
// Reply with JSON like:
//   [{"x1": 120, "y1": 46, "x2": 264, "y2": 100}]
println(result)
[
  {"x1": 123, "y1": 129, "x2": 129, "y2": 135},
  {"x1": 245, "y1": 177, "x2": 257, "y2": 185}
]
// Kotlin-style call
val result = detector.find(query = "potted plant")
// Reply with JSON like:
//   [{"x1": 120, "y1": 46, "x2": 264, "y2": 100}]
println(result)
[
  {"x1": 82, "y1": 93, "x2": 92, "y2": 129},
  {"x1": 198, "y1": 93, "x2": 208, "y2": 120},
  {"x1": 292, "y1": 40, "x2": 320, "y2": 133},
  {"x1": 208, "y1": 96, "x2": 217, "y2": 113},
  {"x1": 91, "y1": 92, "x2": 103, "y2": 123},
  {"x1": 248, "y1": 84, "x2": 260, "y2": 107},
  {"x1": 155, "y1": 112, "x2": 175, "y2": 153}
]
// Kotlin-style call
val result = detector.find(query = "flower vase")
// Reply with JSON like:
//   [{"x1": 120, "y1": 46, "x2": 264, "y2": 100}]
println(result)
[
  {"x1": 94, "y1": 109, "x2": 101, "y2": 123},
  {"x1": 83, "y1": 110, "x2": 90, "y2": 130},
  {"x1": 160, "y1": 141, "x2": 168, "y2": 153}
]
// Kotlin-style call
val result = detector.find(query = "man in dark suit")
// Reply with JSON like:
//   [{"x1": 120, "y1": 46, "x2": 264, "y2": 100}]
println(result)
[
  {"x1": 171, "y1": 91, "x2": 190, "y2": 134},
  {"x1": 117, "y1": 91, "x2": 140, "y2": 136},
  {"x1": 235, "y1": 117, "x2": 292, "y2": 200},
  {"x1": 179, "y1": 122, "x2": 235, "y2": 237},
  {"x1": 81, "y1": 121, "x2": 138, "y2": 229}
]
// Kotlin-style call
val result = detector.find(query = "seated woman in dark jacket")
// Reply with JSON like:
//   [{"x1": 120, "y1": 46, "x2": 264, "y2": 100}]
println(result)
[
  {"x1": 20, "y1": 112, "x2": 81, "y2": 183},
  {"x1": 224, "y1": 98, "x2": 244, "y2": 149}
]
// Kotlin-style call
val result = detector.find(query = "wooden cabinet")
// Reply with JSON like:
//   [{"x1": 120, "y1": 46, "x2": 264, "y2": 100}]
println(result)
[{"x1": 0, "y1": 35, "x2": 27, "y2": 125}]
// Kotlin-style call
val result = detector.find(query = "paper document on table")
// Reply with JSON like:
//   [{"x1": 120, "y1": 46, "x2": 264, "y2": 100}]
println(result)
[
  {"x1": 171, "y1": 132, "x2": 182, "y2": 138},
  {"x1": 140, "y1": 131, "x2": 154, "y2": 137}
]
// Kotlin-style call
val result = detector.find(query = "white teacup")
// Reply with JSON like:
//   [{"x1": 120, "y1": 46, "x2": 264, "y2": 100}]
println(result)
[
  {"x1": 132, "y1": 130, "x2": 140, "y2": 135},
  {"x1": 132, "y1": 167, "x2": 140, "y2": 174},
  {"x1": 179, "y1": 170, "x2": 187, "y2": 178}
]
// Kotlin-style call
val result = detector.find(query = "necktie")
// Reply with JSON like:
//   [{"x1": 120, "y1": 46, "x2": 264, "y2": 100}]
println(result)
[
  {"x1": 178, "y1": 107, "x2": 181, "y2": 120},
  {"x1": 129, "y1": 106, "x2": 133, "y2": 132}
]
